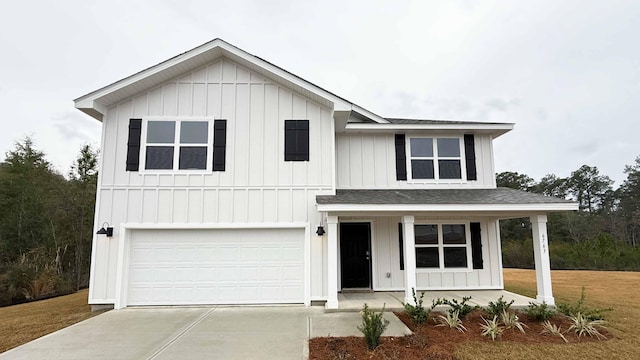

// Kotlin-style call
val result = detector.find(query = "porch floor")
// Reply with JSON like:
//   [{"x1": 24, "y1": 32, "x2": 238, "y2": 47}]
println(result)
[{"x1": 335, "y1": 290, "x2": 534, "y2": 312}]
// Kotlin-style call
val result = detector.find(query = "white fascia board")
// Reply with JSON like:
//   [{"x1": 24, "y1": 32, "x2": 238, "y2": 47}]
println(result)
[
  {"x1": 344, "y1": 122, "x2": 514, "y2": 137},
  {"x1": 350, "y1": 104, "x2": 389, "y2": 124},
  {"x1": 120, "y1": 222, "x2": 309, "y2": 230},
  {"x1": 316, "y1": 203, "x2": 579, "y2": 213}
]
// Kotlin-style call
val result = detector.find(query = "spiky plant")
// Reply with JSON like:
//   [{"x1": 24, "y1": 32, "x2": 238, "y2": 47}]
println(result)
[
  {"x1": 480, "y1": 316, "x2": 503, "y2": 341},
  {"x1": 500, "y1": 309, "x2": 527, "y2": 334},
  {"x1": 568, "y1": 312, "x2": 607, "y2": 339},
  {"x1": 436, "y1": 310, "x2": 467, "y2": 333},
  {"x1": 540, "y1": 320, "x2": 568, "y2": 343}
]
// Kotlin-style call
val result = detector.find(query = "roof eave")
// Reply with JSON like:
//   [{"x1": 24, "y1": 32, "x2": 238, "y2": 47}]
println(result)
[
  {"x1": 343, "y1": 122, "x2": 514, "y2": 137},
  {"x1": 316, "y1": 202, "x2": 578, "y2": 213}
]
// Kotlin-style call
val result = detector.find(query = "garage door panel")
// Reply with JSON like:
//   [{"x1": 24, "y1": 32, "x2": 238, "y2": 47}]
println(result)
[{"x1": 127, "y1": 228, "x2": 304, "y2": 306}]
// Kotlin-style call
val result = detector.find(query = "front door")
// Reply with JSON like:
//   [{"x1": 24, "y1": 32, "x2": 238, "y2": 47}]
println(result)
[{"x1": 340, "y1": 222, "x2": 371, "y2": 289}]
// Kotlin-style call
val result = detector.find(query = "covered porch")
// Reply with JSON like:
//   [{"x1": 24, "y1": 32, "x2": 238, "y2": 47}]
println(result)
[
  {"x1": 334, "y1": 289, "x2": 535, "y2": 312},
  {"x1": 316, "y1": 188, "x2": 578, "y2": 310}
]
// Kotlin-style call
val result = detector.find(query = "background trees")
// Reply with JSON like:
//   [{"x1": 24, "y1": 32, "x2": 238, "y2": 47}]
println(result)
[
  {"x1": 0, "y1": 138, "x2": 97, "y2": 306},
  {"x1": 497, "y1": 158, "x2": 640, "y2": 270}
]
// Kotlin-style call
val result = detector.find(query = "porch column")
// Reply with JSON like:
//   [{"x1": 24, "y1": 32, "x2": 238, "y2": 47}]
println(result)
[
  {"x1": 326, "y1": 215, "x2": 339, "y2": 309},
  {"x1": 402, "y1": 215, "x2": 417, "y2": 305},
  {"x1": 531, "y1": 214, "x2": 555, "y2": 305}
]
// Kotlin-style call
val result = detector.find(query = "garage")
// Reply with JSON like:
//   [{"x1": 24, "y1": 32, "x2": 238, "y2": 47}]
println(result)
[{"x1": 124, "y1": 228, "x2": 305, "y2": 306}]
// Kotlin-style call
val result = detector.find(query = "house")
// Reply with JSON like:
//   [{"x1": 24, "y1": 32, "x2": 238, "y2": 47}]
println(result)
[{"x1": 74, "y1": 39, "x2": 577, "y2": 311}]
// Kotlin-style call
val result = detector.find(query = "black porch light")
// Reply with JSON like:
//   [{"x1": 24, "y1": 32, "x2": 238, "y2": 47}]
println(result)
[
  {"x1": 96, "y1": 222, "x2": 113, "y2": 237},
  {"x1": 316, "y1": 225, "x2": 326, "y2": 236}
]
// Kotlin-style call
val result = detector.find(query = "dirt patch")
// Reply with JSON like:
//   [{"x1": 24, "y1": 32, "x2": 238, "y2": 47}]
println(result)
[{"x1": 309, "y1": 309, "x2": 610, "y2": 360}]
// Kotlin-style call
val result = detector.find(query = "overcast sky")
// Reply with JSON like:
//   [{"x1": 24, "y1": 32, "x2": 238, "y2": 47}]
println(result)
[{"x1": 0, "y1": 0, "x2": 638, "y2": 184}]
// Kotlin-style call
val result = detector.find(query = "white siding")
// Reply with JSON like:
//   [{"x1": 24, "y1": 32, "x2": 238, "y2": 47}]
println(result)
[
  {"x1": 90, "y1": 58, "x2": 333, "y2": 304},
  {"x1": 336, "y1": 134, "x2": 496, "y2": 189}
]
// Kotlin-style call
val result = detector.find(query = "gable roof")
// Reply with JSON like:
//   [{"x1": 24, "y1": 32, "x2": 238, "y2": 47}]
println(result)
[
  {"x1": 74, "y1": 38, "x2": 513, "y2": 137},
  {"x1": 316, "y1": 188, "x2": 578, "y2": 212}
]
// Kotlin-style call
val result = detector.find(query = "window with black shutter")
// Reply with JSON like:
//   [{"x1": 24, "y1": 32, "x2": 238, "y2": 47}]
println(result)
[{"x1": 284, "y1": 120, "x2": 309, "y2": 161}]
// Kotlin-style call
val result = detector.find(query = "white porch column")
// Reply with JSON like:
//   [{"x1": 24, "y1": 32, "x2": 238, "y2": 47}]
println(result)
[
  {"x1": 326, "y1": 215, "x2": 339, "y2": 309},
  {"x1": 531, "y1": 214, "x2": 555, "y2": 305},
  {"x1": 402, "y1": 215, "x2": 417, "y2": 305}
]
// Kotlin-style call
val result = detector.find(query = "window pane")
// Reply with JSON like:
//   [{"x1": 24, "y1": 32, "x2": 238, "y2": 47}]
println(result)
[
  {"x1": 179, "y1": 147, "x2": 207, "y2": 170},
  {"x1": 416, "y1": 248, "x2": 439, "y2": 268},
  {"x1": 444, "y1": 248, "x2": 467, "y2": 268},
  {"x1": 145, "y1": 146, "x2": 174, "y2": 169},
  {"x1": 180, "y1": 121, "x2": 208, "y2": 144},
  {"x1": 438, "y1": 160, "x2": 461, "y2": 179},
  {"x1": 410, "y1": 138, "x2": 433, "y2": 157},
  {"x1": 147, "y1": 121, "x2": 175, "y2": 143},
  {"x1": 415, "y1": 225, "x2": 438, "y2": 244},
  {"x1": 443, "y1": 224, "x2": 466, "y2": 244},
  {"x1": 437, "y1": 138, "x2": 460, "y2": 157},
  {"x1": 411, "y1": 160, "x2": 434, "y2": 179}
]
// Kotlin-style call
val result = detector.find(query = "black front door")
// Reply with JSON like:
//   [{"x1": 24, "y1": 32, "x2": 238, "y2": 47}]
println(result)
[{"x1": 340, "y1": 222, "x2": 371, "y2": 289}]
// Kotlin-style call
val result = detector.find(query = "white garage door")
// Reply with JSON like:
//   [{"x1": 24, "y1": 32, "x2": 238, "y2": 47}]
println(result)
[{"x1": 126, "y1": 228, "x2": 304, "y2": 306}]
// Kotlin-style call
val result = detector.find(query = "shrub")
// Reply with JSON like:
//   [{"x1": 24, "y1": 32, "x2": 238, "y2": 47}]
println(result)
[
  {"x1": 557, "y1": 287, "x2": 613, "y2": 321},
  {"x1": 436, "y1": 310, "x2": 467, "y2": 333},
  {"x1": 500, "y1": 309, "x2": 527, "y2": 334},
  {"x1": 485, "y1": 295, "x2": 514, "y2": 318},
  {"x1": 480, "y1": 315, "x2": 503, "y2": 340},
  {"x1": 434, "y1": 296, "x2": 478, "y2": 319},
  {"x1": 357, "y1": 303, "x2": 389, "y2": 350},
  {"x1": 403, "y1": 288, "x2": 432, "y2": 325},
  {"x1": 540, "y1": 321, "x2": 568, "y2": 343},
  {"x1": 568, "y1": 312, "x2": 607, "y2": 339},
  {"x1": 526, "y1": 301, "x2": 556, "y2": 321}
]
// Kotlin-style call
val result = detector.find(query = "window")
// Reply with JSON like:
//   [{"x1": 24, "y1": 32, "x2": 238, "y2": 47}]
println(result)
[
  {"x1": 415, "y1": 223, "x2": 470, "y2": 269},
  {"x1": 143, "y1": 120, "x2": 212, "y2": 171},
  {"x1": 408, "y1": 137, "x2": 463, "y2": 180},
  {"x1": 284, "y1": 120, "x2": 309, "y2": 161}
]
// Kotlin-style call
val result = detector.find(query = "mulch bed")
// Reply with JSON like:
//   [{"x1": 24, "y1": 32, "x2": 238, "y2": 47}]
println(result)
[{"x1": 309, "y1": 310, "x2": 611, "y2": 360}]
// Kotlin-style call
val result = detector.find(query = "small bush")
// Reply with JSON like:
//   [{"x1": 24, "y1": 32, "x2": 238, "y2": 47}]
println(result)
[
  {"x1": 357, "y1": 303, "x2": 389, "y2": 350},
  {"x1": 403, "y1": 288, "x2": 430, "y2": 324},
  {"x1": 436, "y1": 310, "x2": 467, "y2": 332},
  {"x1": 433, "y1": 296, "x2": 478, "y2": 319},
  {"x1": 500, "y1": 309, "x2": 527, "y2": 334},
  {"x1": 480, "y1": 315, "x2": 503, "y2": 340},
  {"x1": 526, "y1": 301, "x2": 556, "y2": 321},
  {"x1": 485, "y1": 295, "x2": 514, "y2": 318},
  {"x1": 540, "y1": 321, "x2": 568, "y2": 343},
  {"x1": 557, "y1": 287, "x2": 613, "y2": 321},
  {"x1": 568, "y1": 312, "x2": 607, "y2": 339}
]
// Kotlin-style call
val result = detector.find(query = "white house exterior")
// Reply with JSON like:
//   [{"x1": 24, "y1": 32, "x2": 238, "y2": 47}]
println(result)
[{"x1": 75, "y1": 39, "x2": 577, "y2": 310}]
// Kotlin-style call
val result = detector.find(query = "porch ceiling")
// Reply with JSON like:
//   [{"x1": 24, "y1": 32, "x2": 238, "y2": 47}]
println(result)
[{"x1": 316, "y1": 188, "x2": 578, "y2": 215}]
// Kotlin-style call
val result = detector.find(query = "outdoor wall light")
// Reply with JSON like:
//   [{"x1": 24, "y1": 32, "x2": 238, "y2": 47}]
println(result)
[
  {"x1": 96, "y1": 222, "x2": 113, "y2": 237},
  {"x1": 316, "y1": 225, "x2": 326, "y2": 236}
]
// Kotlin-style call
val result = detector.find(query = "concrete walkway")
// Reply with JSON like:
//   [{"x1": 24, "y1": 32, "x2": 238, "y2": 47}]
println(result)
[{"x1": 0, "y1": 306, "x2": 411, "y2": 360}]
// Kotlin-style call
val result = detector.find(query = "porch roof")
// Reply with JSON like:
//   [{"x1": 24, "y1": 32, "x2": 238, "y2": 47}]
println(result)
[{"x1": 316, "y1": 188, "x2": 578, "y2": 213}]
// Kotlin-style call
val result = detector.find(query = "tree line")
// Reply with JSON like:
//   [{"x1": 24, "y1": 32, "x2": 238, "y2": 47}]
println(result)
[
  {"x1": 0, "y1": 138, "x2": 97, "y2": 306},
  {"x1": 498, "y1": 159, "x2": 640, "y2": 270}
]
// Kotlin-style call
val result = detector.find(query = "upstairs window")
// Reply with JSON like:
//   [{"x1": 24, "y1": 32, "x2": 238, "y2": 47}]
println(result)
[
  {"x1": 408, "y1": 137, "x2": 463, "y2": 180},
  {"x1": 284, "y1": 120, "x2": 309, "y2": 161},
  {"x1": 143, "y1": 120, "x2": 211, "y2": 170},
  {"x1": 415, "y1": 223, "x2": 470, "y2": 269}
]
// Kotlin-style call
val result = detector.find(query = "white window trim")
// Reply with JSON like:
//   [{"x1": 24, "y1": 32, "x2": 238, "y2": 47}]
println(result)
[
  {"x1": 414, "y1": 221, "x2": 473, "y2": 272},
  {"x1": 406, "y1": 136, "x2": 467, "y2": 183},
  {"x1": 140, "y1": 117, "x2": 215, "y2": 173}
]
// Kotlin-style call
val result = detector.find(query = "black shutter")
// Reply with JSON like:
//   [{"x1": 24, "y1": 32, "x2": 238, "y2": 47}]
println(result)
[
  {"x1": 395, "y1": 134, "x2": 407, "y2": 181},
  {"x1": 126, "y1": 119, "x2": 142, "y2": 171},
  {"x1": 285, "y1": 120, "x2": 309, "y2": 161},
  {"x1": 213, "y1": 120, "x2": 227, "y2": 171},
  {"x1": 464, "y1": 134, "x2": 477, "y2": 181},
  {"x1": 471, "y1": 222, "x2": 483, "y2": 269},
  {"x1": 398, "y1": 223, "x2": 404, "y2": 270}
]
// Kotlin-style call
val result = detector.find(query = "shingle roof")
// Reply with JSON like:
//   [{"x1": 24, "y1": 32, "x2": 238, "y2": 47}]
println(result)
[
  {"x1": 316, "y1": 188, "x2": 574, "y2": 205},
  {"x1": 384, "y1": 118, "x2": 511, "y2": 125}
]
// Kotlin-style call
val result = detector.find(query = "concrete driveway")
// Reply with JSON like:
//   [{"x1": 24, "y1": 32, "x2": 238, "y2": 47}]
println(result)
[{"x1": 0, "y1": 306, "x2": 410, "y2": 360}]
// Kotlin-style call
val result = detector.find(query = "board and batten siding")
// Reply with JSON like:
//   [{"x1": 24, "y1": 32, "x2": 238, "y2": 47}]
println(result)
[
  {"x1": 339, "y1": 217, "x2": 502, "y2": 290},
  {"x1": 90, "y1": 58, "x2": 332, "y2": 303},
  {"x1": 336, "y1": 134, "x2": 496, "y2": 189}
]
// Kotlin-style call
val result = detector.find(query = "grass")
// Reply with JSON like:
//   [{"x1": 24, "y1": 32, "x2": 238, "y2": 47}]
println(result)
[
  {"x1": 0, "y1": 289, "x2": 107, "y2": 353},
  {"x1": 455, "y1": 269, "x2": 640, "y2": 360}
]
